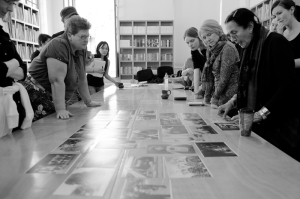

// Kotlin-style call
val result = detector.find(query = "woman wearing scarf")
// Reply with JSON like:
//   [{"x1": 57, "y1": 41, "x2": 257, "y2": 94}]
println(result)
[
  {"x1": 219, "y1": 8, "x2": 300, "y2": 162},
  {"x1": 199, "y1": 19, "x2": 240, "y2": 108}
]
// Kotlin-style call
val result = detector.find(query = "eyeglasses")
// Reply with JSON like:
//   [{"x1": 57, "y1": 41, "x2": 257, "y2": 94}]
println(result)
[{"x1": 78, "y1": 34, "x2": 90, "y2": 40}]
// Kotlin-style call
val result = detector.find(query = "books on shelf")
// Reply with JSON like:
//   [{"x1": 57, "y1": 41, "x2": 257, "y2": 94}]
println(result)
[
  {"x1": 161, "y1": 26, "x2": 173, "y2": 34},
  {"x1": 121, "y1": 66, "x2": 133, "y2": 75},
  {"x1": 161, "y1": 53, "x2": 173, "y2": 61},
  {"x1": 161, "y1": 39, "x2": 172, "y2": 47},
  {"x1": 147, "y1": 26, "x2": 159, "y2": 34},
  {"x1": 120, "y1": 53, "x2": 133, "y2": 61},
  {"x1": 147, "y1": 53, "x2": 159, "y2": 61},
  {"x1": 147, "y1": 39, "x2": 159, "y2": 47},
  {"x1": 133, "y1": 66, "x2": 143, "y2": 74},
  {"x1": 133, "y1": 26, "x2": 146, "y2": 34},
  {"x1": 120, "y1": 40, "x2": 132, "y2": 47},
  {"x1": 133, "y1": 39, "x2": 145, "y2": 47},
  {"x1": 120, "y1": 26, "x2": 132, "y2": 34},
  {"x1": 134, "y1": 53, "x2": 145, "y2": 61}
]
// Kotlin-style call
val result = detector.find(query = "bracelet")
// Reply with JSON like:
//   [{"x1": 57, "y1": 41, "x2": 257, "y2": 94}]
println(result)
[{"x1": 258, "y1": 107, "x2": 270, "y2": 120}]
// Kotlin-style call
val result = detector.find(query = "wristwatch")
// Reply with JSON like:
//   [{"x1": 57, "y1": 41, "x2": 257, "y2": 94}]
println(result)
[{"x1": 258, "y1": 107, "x2": 270, "y2": 120}]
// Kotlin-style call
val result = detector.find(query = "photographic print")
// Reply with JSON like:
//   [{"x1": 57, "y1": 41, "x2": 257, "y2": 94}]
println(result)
[
  {"x1": 159, "y1": 118, "x2": 182, "y2": 126},
  {"x1": 52, "y1": 139, "x2": 94, "y2": 154},
  {"x1": 136, "y1": 115, "x2": 157, "y2": 121},
  {"x1": 106, "y1": 120, "x2": 133, "y2": 128},
  {"x1": 77, "y1": 149, "x2": 123, "y2": 168},
  {"x1": 138, "y1": 110, "x2": 157, "y2": 116},
  {"x1": 27, "y1": 154, "x2": 80, "y2": 174},
  {"x1": 161, "y1": 125, "x2": 189, "y2": 137},
  {"x1": 120, "y1": 179, "x2": 171, "y2": 199},
  {"x1": 53, "y1": 168, "x2": 114, "y2": 197},
  {"x1": 130, "y1": 129, "x2": 159, "y2": 140},
  {"x1": 180, "y1": 118, "x2": 207, "y2": 126},
  {"x1": 188, "y1": 126, "x2": 218, "y2": 135},
  {"x1": 195, "y1": 142, "x2": 237, "y2": 157},
  {"x1": 117, "y1": 110, "x2": 137, "y2": 115},
  {"x1": 214, "y1": 123, "x2": 239, "y2": 131},
  {"x1": 164, "y1": 156, "x2": 211, "y2": 178},
  {"x1": 95, "y1": 139, "x2": 137, "y2": 149},
  {"x1": 147, "y1": 144, "x2": 196, "y2": 155},
  {"x1": 122, "y1": 156, "x2": 160, "y2": 178},
  {"x1": 179, "y1": 113, "x2": 202, "y2": 119},
  {"x1": 158, "y1": 113, "x2": 178, "y2": 119},
  {"x1": 162, "y1": 135, "x2": 205, "y2": 142}
]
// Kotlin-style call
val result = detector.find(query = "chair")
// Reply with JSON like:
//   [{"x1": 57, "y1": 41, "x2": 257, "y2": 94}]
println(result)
[
  {"x1": 136, "y1": 69, "x2": 154, "y2": 82},
  {"x1": 157, "y1": 66, "x2": 174, "y2": 79}
]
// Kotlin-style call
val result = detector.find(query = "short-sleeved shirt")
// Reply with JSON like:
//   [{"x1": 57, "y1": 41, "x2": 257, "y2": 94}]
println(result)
[{"x1": 29, "y1": 32, "x2": 87, "y2": 100}]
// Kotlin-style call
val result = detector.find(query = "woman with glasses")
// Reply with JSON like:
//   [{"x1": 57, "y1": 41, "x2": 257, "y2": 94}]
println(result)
[
  {"x1": 86, "y1": 41, "x2": 122, "y2": 95},
  {"x1": 199, "y1": 19, "x2": 239, "y2": 108},
  {"x1": 219, "y1": 8, "x2": 300, "y2": 161},
  {"x1": 27, "y1": 16, "x2": 101, "y2": 121}
]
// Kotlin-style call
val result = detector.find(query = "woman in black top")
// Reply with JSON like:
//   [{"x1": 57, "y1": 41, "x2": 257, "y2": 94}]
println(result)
[
  {"x1": 87, "y1": 41, "x2": 122, "y2": 94},
  {"x1": 271, "y1": 0, "x2": 300, "y2": 93},
  {"x1": 0, "y1": 0, "x2": 27, "y2": 129},
  {"x1": 183, "y1": 27, "x2": 206, "y2": 99}
]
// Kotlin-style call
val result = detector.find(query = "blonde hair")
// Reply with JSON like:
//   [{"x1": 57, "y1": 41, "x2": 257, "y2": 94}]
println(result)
[{"x1": 199, "y1": 19, "x2": 224, "y2": 39}]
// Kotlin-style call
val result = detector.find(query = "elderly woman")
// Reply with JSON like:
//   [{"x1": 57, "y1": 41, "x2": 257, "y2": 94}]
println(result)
[
  {"x1": 219, "y1": 8, "x2": 300, "y2": 161},
  {"x1": 183, "y1": 27, "x2": 206, "y2": 99},
  {"x1": 199, "y1": 19, "x2": 239, "y2": 108},
  {"x1": 28, "y1": 16, "x2": 100, "y2": 120},
  {"x1": 0, "y1": 0, "x2": 30, "y2": 132}
]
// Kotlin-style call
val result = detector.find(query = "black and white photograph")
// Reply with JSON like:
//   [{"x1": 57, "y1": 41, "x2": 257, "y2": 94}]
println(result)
[
  {"x1": 164, "y1": 156, "x2": 211, "y2": 178},
  {"x1": 188, "y1": 126, "x2": 218, "y2": 135},
  {"x1": 130, "y1": 129, "x2": 160, "y2": 140},
  {"x1": 214, "y1": 122, "x2": 239, "y2": 131},
  {"x1": 53, "y1": 168, "x2": 115, "y2": 196},
  {"x1": 147, "y1": 144, "x2": 196, "y2": 155},
  {"x1": 120, "y1": 179, "x2": 171, "y2": 199},
  {"x1": 27, "y1": 154, "x2": 80, "y2": 174},
  {"x1": 195, "y1": 142, "x2": 237, "y2": 157}
]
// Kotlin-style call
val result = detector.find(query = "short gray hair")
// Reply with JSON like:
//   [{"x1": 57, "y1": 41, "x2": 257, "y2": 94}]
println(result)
[{"x1": 66, "y1": 16, "x2": 91, "y2": 35}]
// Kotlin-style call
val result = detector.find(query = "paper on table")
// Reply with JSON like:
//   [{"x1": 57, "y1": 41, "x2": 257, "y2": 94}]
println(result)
[{"x1": 86, "y1": 58, "x2": 106, "y2": 77}]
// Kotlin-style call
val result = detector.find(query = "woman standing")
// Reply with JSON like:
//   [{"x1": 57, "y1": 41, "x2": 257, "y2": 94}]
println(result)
[
  {"x1": 183, "y1": 27, "x2": 206, "y2": 98},
  {"x1": 199, "y1": 19, "x2": 239, "y2": 107},
  {"x1": 220, "y1": 8, "x2": 300, "y2": 161},
  {"x1": 87, "y1": 41, "x2": 122, "y2": 95},
  {"x1": 271, "y1": 0, "x2": 300, "y2": 92},
  {"x1": 0, "y1": 0, "x2": 27, "y2": 129}
]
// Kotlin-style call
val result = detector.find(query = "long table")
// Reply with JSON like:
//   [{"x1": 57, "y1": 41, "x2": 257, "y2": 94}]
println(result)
[{"x1": 1, "y1": 84, "x2": 299, "y2": 199}]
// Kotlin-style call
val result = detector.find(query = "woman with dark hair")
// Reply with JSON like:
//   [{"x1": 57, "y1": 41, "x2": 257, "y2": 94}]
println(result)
[
  {"x1": 271, "y1": 0, "x2": 300, "y2": 88},
  {"x1": 86, "y1": 41, "x2": 122, "y2": 94},
  {"x1": 199, "y1": 19, "x2": 239, "y2": 107},
  {"x1": 219, "y1": 8, "x2": 300, "y2": 161},
  {"x1": 30, "y1": 33, "x2": 51, "y2": 61},
  {"x1": 183, "y1": 27, "x2": 206, "y2": 98}
]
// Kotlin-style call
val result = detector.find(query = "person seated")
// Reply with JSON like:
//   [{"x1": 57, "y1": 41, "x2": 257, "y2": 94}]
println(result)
[
  {"x1": 28, "y1": 16, "x2": 101, "y2": 120},
  {"x1": 86, "y1": 41, "x2": 122, "y2": 94},
  {"x1": 199, "y1": 19, "x2": 240, "y2": 107},
  {"x1": 30, "y1": 33, "x2": 51, "y2": 61}
]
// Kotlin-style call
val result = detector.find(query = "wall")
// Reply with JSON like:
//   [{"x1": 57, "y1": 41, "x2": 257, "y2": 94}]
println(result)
[
  {"x1": 39, "y1": 0, "x2": 64, "y2": 35},
  {"x1": 118, "y1": 0, "x2": 222, "y2": 69},
  {"x1": 220, "y1": 0, "x2": 241, "y2": 31}
]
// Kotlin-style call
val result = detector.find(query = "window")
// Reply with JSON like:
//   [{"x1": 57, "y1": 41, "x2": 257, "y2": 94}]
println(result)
[{"x1": 75, "y1": 0, "x2": 117, "y2": 77}]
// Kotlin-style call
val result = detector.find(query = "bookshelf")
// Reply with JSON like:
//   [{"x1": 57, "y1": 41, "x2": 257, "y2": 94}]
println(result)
[
  {"x1": 118, "y1": 20, "x2": 173, "y2": 80},
  {"x1": 251, "y1": 0, "x2": 300, "y2": 29},
  {"x1": 7, "y1": 0, "x2": 40, "y2": 63}
]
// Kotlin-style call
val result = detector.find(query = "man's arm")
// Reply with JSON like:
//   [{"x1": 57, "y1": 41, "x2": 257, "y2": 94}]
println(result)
[{"x1": 47, "y1": 58, "x2": 73, "y2": 119}]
